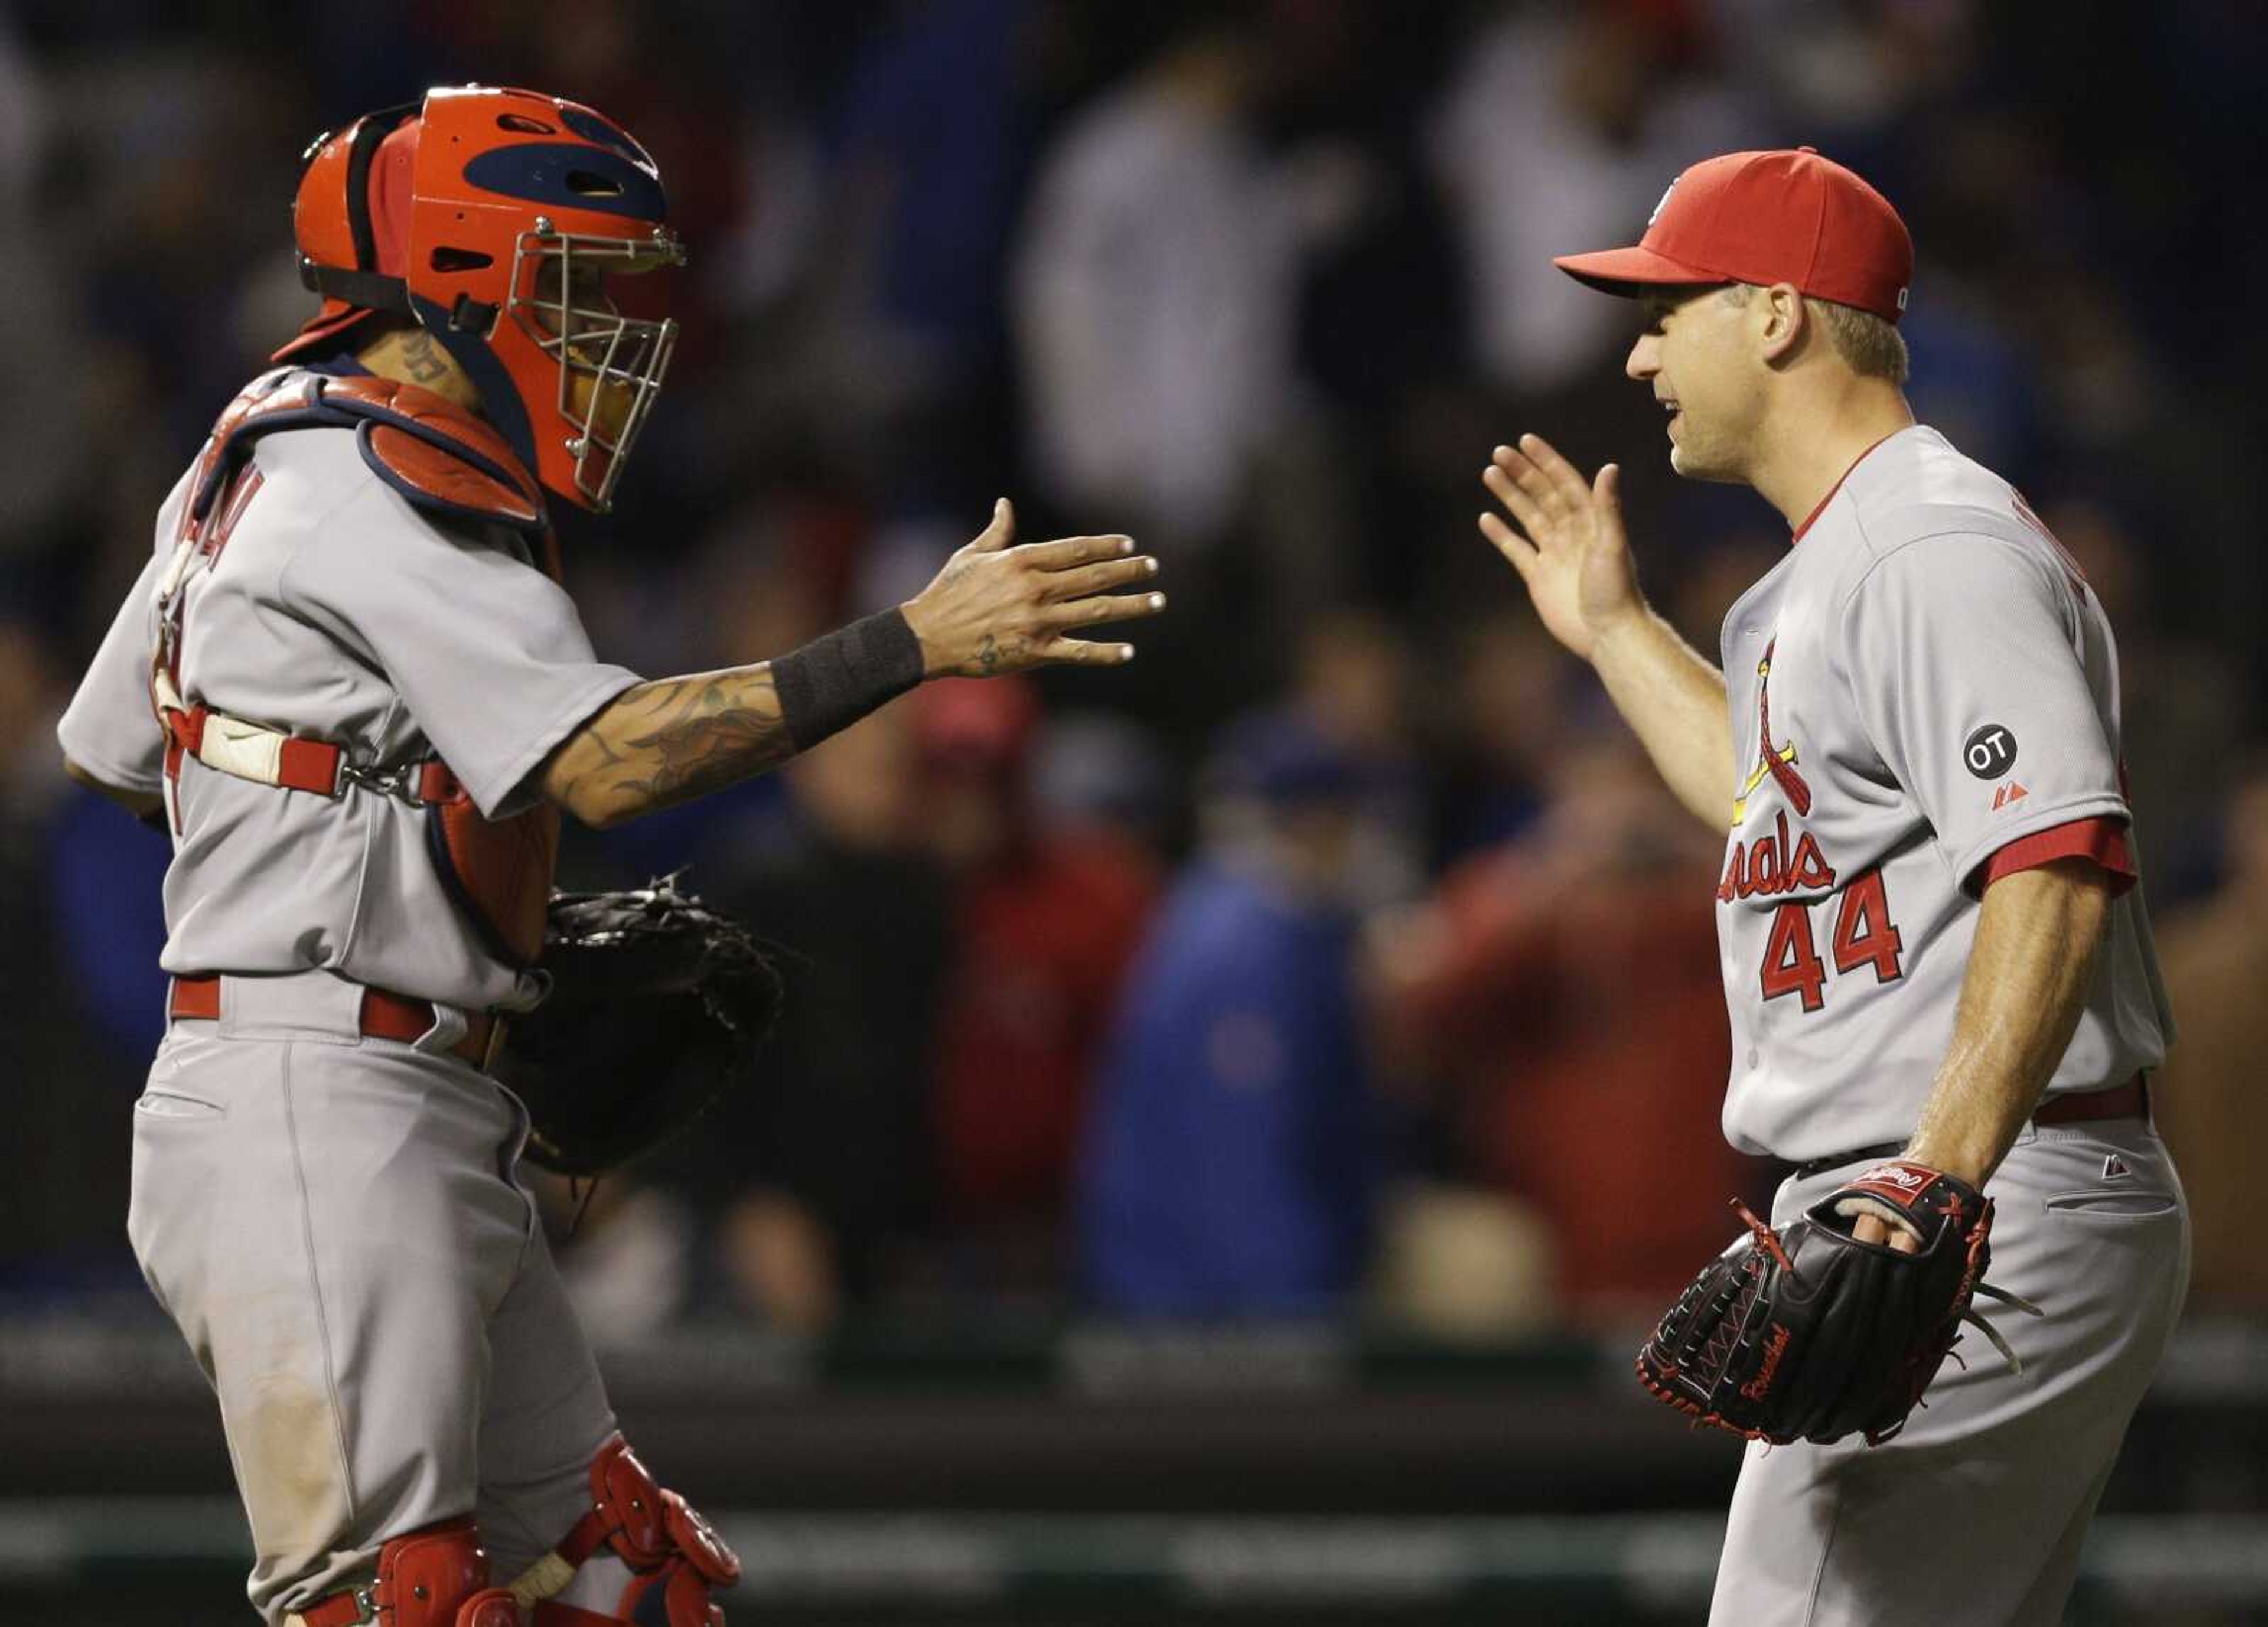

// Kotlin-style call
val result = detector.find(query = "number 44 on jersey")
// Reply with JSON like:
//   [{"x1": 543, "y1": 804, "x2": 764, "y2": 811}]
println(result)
[{"x1": 1758, "y1": 870, "x2": 1905, "y2": 1012}]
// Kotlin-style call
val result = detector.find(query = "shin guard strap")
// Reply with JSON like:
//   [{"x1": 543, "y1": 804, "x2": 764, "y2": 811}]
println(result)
[{"x1": 296, "y1": 1517, "x2": 495, "y2": 1627}]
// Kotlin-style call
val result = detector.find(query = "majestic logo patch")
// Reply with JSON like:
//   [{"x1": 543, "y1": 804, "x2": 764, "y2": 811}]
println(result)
[
  {"x1": 1964, "y1": 724, "x2": 2019, "y2": 780},
  {"x1": 2102, "y1": 1153, "x2": 2132, "y2": 1181}
]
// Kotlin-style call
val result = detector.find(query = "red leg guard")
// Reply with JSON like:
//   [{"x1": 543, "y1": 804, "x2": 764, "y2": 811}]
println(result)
[
  {"x1": 294, "y1": 1517, "x2": 519, "y2": 1627},
  {"x1": 532, "y1": 1434, "x2": 739, "y2": 1626}
]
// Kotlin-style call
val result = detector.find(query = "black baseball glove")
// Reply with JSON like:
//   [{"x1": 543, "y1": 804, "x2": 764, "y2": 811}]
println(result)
[
  {"x1": 497, "y1": 873, "x2": 781, "y2": 1177},
  {"x1": 1635, "y1": 1160, "x2": 2038, "y2": 1446}
]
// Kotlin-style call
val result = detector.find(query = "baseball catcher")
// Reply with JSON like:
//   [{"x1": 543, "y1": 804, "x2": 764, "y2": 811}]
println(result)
[{"x1": 57, "y1": 83, "x2": 1163, "y2": 1627}]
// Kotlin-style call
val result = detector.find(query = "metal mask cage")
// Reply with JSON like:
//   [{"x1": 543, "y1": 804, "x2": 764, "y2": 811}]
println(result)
[{"x1": 506, "y1": 221, "x2": 685, "y2": 510}]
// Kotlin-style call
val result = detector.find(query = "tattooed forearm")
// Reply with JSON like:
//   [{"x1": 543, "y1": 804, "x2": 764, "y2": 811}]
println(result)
[{"x1": 540, "y1": 665, "x2": 797, "y2": 827}]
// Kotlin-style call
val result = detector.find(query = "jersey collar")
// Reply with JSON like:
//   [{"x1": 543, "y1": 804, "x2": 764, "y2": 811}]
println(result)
[{"x1": 1791, "y1": 429, "x2": 1902, "y2": 544}]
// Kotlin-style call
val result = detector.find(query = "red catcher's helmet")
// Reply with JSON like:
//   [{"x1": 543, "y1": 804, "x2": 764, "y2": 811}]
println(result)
[{"x1": 278, "y1": 85, "x2": 685, "y2": 513}]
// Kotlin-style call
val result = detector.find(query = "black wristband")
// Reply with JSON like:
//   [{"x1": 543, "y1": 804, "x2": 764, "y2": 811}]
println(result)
[{"x1": 770, "y1": 607, "x2": 928, "y2": 751}]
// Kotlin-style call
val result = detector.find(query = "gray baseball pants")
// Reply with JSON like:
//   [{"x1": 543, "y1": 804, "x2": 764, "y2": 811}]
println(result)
[
  {"x1": 1709, "y1": 1115, "x2": 2189, "y2": 1626},
  {"x1": 127, "y1": 971, "x2": 618, "y2": 1625}
]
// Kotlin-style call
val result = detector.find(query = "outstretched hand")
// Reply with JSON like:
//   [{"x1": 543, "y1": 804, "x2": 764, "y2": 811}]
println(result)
[
  {"x1": 901, "y1": 499, "x2": 1164, "y2": 678},
  {"x1": 1478, "y1": 435, "x2": 1644, "y2": 663}
]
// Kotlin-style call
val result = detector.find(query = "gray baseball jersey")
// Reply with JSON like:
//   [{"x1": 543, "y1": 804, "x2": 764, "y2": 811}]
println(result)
[
  {"x1": 56, "y1": 370, "x2": 640, "y2": 1013},
  {"x1": 1713, "y1": 425, "x2": 2172, "y2": 1161}
]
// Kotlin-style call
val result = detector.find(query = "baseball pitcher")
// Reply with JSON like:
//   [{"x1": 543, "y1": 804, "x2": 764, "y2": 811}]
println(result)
[
  {"x1": 56, "y1": 86, "x2": 1163, "y2": 1626},
  {"x1": 1478, "y1": 147, "x2": 2186, "y2": 1624}
]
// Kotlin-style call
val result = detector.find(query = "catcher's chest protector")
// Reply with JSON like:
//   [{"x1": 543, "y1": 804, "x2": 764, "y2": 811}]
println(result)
[
  {"x1": 152, "y1": 370, "x2": 563, "y2": 966},
  {"x1": 429, "y1": 769, "x2": 561, "y2": 969}
]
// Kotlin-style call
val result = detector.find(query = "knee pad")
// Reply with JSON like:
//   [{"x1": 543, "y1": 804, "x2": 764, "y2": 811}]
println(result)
[
  {"x1": 290, "y1": 1517, "x2": 519, "y2": 1627},
  {"x1": 520, "y1": 1434, "x2": 741, "y2": 1626}
]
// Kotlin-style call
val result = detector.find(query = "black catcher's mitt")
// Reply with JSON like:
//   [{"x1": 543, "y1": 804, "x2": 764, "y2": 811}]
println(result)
[
  {"x1": 497, "y1": 874, "x2": 781, "y2": 1177},
  {"x1": 1635, "y1": 1160, "x2": 2038, "y2": 1446}
]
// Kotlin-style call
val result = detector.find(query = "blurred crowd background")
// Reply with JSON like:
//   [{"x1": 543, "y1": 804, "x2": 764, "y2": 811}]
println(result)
[{"x1": 5, "y1": 0, "x2": 2266, "y2": 1356}]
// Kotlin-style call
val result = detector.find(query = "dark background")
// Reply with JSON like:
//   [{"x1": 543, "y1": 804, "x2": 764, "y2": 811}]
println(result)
[{"x1": 2, "y1": 2, "x2": 2264, "y2": 1622}]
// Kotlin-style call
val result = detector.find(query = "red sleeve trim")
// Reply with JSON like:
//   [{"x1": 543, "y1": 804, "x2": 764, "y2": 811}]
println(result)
[{"x1": 1978, "y1": 816, "x2": 2136, "y2": 896}]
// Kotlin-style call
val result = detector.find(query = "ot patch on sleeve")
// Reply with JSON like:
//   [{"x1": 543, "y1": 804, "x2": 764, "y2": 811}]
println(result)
[{"x1": 1963, "y1": 723, "x2": 2018, "y2": 780}]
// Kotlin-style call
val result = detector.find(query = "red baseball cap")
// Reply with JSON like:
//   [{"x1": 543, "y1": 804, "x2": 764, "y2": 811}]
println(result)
[{"x1": 1553, "y1": 147, "x2": 1914, "y2": 324}]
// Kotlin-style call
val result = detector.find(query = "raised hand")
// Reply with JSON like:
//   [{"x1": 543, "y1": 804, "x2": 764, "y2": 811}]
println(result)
[
  {"x1": 1479, "y1": 435, "x2": 1644, "y2": 663},
  {"x1": 901, "y1": 499, "x2": 1165, "y2": 677}
]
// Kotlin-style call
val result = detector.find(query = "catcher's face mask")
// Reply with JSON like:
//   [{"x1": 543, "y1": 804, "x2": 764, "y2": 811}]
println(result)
[
  {"x1": 512, "y1": 226, "x2": 684, "y2": 511},
  {"x1": 282, "y1": 86, "x2": 687, "y2": 516}
]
